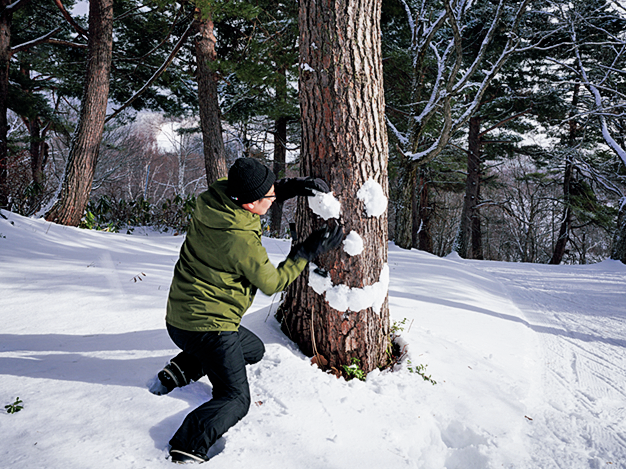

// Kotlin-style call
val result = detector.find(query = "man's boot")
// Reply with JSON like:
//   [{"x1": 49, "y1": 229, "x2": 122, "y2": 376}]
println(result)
[{"x1": 149, "y1": 360, "x2": 189, "y2": 395}]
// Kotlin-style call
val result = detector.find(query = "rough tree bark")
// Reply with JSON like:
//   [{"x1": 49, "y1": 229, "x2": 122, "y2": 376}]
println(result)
[
  {"x1": 278, "y1": 0, "x2": 390, "y2": 374},
  {"x1": 195, "y1": 9, "x2": 227, "y2": 185},
  {"x1": 45, "y1": 0, "x2": 113, "y2": 226}
]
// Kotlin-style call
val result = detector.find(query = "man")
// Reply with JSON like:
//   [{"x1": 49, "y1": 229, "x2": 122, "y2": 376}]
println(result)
[{"x1": 150, "y1": 158, "x2": 343, "y2": 464}]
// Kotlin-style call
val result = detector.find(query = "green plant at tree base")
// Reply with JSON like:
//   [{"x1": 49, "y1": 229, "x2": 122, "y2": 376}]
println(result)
[
  {"x1": 390, "y1": 317, "x2": 407, "y2": 337},
  {"x1": 407, "y1": 360, "x2": 437, "y2": 385},
  {"x1": 342, "y1": 357, "x2": 367, "y2": 381},
  {"x1": 5, "y1": 397, "x2": 23, "y2": 414},
  {"x1": 384, "y1": 318, "x2": 409, "y2": 368}
]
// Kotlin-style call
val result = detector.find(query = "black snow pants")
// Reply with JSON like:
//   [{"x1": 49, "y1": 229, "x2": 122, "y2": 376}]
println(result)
[{"x1": 166, "y1": 323, "x2": 265, "y2": 457}]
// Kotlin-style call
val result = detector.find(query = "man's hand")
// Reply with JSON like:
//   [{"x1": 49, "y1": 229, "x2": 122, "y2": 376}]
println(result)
[
  {"x1": 290, "y1": 224, "x2": 344, "y2": 262},
  {"x1": 275, "y1": 177, "x2": 330, "y2": 202}
]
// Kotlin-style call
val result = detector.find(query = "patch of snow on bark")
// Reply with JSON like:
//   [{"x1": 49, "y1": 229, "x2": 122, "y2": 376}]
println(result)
[
  {"x1": 343, "y1": 231, "x2": 364, "y2": 256},
  {"x1": 357, "y1": 178, "x2": 387, "y2": 217},
  {"x1": 308, "y1": 191, "x2": 341, "y2": 220}
]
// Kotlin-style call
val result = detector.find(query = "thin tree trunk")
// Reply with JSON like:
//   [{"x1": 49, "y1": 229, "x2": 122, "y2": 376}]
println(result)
[
  {"x1": 455, "y1": 116, "x2": 482, "y2": 258},
  {"x1": 0, "y1": 0, "x2": 12, "y2": 209},
  {"x1": 19, "y1": 56, "x2": 47, "y2": 214},
  {"x1": 394, "y1": 159, "x2": 417, "y2": 249},
  {"x1": 195, "y1": 10, "x2": 227, "y2": 185},
  {"x1": 415, "y1": 166, "x2": 433, "y2": 252},
  {"x1": 45, "y1": 0, "x2": 113, "y2": 226},
  {"x1": 270, "y1": 68, "x2": 288, "y2": 236},
  {"x1": 470, "y1": 179, "x2": 483, "y2": 260},
  {"x1": 550, "y1": 85, "x2": 580, "y2": 265},
  {"x1": 270, "y1": 117, "x2": 287, "y2": 235},
  {"x1": 27, "y1": 116, "x2": 48, "y2": 214},
  {"x1": 549, "y1": 158, "x2": 573, "y2": 264},
  {"x1": 611, "y1": 198, "x2": 626, "y2": 264},
  {"x1": 278, "y1": 0, "x2": 390, "y2": 374}
]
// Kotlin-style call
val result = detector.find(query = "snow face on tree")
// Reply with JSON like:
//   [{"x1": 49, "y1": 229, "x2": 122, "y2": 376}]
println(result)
[
  {"x1": 307, "y1": 181, "x2": 388, "y2": 312},
  {"x1": 308, "y1": 263, "x2": 389, "y2": 314},
  {"x1": 343, "y1": 230, "x2": 364, "y2": 256},
  {"x1": 307, "y1": 191, "x2": 341, "y2": 220},
  {"x1": 357, "y1": 178, "x2": 387, "y2": 217}
]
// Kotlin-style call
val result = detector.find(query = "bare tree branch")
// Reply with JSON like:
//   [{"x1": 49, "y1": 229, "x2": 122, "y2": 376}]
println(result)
[
  {"x1": 53, "y1": 0, "x2": 88, "y2": 38},
  {"x1": 45, "y1": 38, "x2": 88, "y2": 49},
  {"x1": 105, "y1": 19, "x2": 196, "y2": 123}
]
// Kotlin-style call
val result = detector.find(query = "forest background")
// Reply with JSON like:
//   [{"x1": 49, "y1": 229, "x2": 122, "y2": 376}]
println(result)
[{"x1": 2, "y1": 0, "x2": 626, "y2": 266}]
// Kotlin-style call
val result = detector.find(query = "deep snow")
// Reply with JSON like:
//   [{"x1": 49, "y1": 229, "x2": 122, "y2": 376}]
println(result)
[{"x1": 1, "y1": 210, "x2": 625, "y2": 468}]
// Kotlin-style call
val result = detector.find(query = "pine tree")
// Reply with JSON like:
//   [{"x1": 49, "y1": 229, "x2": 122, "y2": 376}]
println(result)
[
  {"x1": 45, "y1": 0, "x2": 114, "y2": 226},
  {"x1": 278, "y1": 0, "x2": 390, "y2": 374}
]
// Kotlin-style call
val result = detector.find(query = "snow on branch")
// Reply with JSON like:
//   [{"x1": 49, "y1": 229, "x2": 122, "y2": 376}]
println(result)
[
  {"x1": 570, "y1": 22, "x2": 626, "y2": 167},
  {"x1": 386, "y1": 116, "x2": 408, "y2": 147},
  {"x1": 396, "y1": 0, "x2": 532, "y2": 165},
  {"x1": 10, "y1": 27, "x2": 63, "y2": 54},
  {"x1": 3, "y1": 0, "x2": 31, "y2": 14}
]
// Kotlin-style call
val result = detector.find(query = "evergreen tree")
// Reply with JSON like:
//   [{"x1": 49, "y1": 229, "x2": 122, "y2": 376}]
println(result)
[{"x1": 278, "y1": 0, "x2": 390, "y2": 374}]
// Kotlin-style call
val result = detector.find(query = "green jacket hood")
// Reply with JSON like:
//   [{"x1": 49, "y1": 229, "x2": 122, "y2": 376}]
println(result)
[{"x1": 195, "y1": 178, "x2": 259, "y2": 232}]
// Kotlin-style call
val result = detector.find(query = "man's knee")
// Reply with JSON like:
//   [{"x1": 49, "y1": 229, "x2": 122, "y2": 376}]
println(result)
[
  {"x1": 240, "y1": 328, "x2": 265, "y2": 365},
  {"x1": 246, "y1": 341, "x2": 265, "y2": 365}
]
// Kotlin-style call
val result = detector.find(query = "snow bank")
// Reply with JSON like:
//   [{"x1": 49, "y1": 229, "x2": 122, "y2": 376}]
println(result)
[{"x1": 2, "y1": 210, "x2": 626, "y2": 468}]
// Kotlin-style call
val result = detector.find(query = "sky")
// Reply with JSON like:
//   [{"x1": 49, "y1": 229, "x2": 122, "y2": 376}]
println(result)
[
  {"x1": 1, "y1": 209, "x2": 626, "y2": 468},
  {"x1": 71, "y1": 1, "x2": 89, "y2": 17}
]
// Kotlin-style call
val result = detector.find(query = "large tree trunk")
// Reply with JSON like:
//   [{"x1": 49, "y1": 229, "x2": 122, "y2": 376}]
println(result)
[
  {"x1": 0, "y1": 0, "x2": 12, "y2": 209},
  {"x1": 278, "y1": 0, "x2": 390, "y2": 374},
  {"x1": 45, "y1": 0, "x2": 113, "y2": 226},
  {"x1": 195, "y1": 10, "x2": 227, "y2": 185},
  {"x1": 455, "y1": 116, "x2": 482, "y2": 258},
  {"x1": 270, "y1": 68, "x2": 288, "y2": 236}
]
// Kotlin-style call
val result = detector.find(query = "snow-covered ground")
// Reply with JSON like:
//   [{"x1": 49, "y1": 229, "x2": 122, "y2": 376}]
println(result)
[{"x1": 1, "y1": 210, "x2": 625, "y2": 469}]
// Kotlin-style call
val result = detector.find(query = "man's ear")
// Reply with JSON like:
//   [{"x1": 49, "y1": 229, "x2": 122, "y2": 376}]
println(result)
[{"x1": 241, "y1": 202, "x2": 255, "y2": 213}]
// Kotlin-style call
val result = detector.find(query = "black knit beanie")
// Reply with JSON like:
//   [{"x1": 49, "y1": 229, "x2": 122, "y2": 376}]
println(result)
[{"x1": 226, "y1": 158, "x2": 276, "y2": 204}]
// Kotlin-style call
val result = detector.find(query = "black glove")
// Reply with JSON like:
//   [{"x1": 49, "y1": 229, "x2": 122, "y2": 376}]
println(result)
[
  {"x1": 275, "y1": 177, "x2": 330, "y2": 202},
  {"x1": 290, "y1": 224, "x2": 344, "y2": 262}
]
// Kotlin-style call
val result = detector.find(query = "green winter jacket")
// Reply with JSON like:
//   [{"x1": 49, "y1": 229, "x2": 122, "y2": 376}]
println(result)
[{"x1": 166, "y1": 178, "x2": 307, "y2": 332}]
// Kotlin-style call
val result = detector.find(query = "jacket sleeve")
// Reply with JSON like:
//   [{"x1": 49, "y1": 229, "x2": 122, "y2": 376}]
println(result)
[{"x1": 238, "y1": 236, "x2": 308, "y2": 296}]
